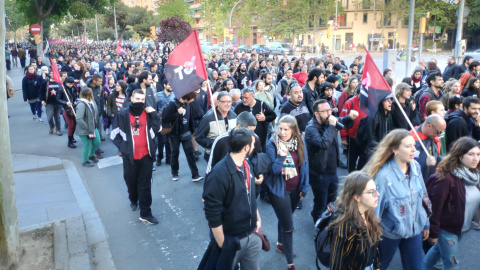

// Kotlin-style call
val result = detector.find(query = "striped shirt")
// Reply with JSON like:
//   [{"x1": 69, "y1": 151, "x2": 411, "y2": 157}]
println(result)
[
  {"x1": 116, "y1": 95, "x2": 125, "y2": 111},
  {"x1": 329, "y1": 221, "x2": 380, "y2": 270}
]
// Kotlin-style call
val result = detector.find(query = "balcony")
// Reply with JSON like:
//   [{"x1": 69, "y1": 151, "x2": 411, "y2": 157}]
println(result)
[
  {"x1": 338, "y1": 21, "x2": 353, "y2": 29},
  {"x1": 376, "y1": 22, "x2": 394, "y2": 28}
]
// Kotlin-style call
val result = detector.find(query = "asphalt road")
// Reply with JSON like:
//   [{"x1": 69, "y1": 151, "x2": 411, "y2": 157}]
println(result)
[{"x1": 6, "y1": 52, "x2": 480, "y2": 270}]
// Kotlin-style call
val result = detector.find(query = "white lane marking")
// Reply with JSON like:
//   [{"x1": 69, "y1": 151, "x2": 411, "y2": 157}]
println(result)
[{"x1": 97, "y1": 155, "x2": 123, "y2": 169}]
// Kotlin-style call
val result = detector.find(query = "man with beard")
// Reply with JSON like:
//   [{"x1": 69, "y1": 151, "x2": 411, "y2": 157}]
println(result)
[
  {"x1": 111, "y1": 89, "x2": 161, "y2": 225},
  {"x1": 233, "y1": 62, "x2": 248, "y2": 90},
  {"x1": 280, "y1": 83, "x2": 310, "y2": 133},
  {"x1": 349, "y1": 63, "x2": 358, "y2": 75},
  {"x1": 302, "y1": 68, "x2": 325, "y2": 116},
  {"x1": 155, "y1": 80, "x2": 175, "y2": 166},
  {"x1": 445, "y1": 96, "x2": 480, "y2": 151},
  {"x1": 261, "y1": 72, "x2": 277, "y2": 110},
  {"x1": 305, "y1": 99, "x2": 358, "y2": 223}
]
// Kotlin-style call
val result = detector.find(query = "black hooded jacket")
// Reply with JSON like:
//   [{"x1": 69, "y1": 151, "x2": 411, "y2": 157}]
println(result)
[
  {"x1": 445, "y1": 109, "x2": 480, "y2": 151},
  {"x1": 368, "y1": 101, "x2": 393, "y2": 151}
]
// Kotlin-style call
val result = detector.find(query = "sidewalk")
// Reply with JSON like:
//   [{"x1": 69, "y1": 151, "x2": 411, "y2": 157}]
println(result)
[{"x1": 13, "y1": 154, "x2": 116, "y2": 270}]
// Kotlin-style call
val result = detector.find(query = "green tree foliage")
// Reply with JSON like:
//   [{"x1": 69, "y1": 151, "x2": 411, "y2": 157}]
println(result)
[
  {"x1": 157, "y1": 0, "x2": 192, "y2": 23},
  {"x1": 157, "y1": 16, "x2": 193, "y2": 44},
  {"x1": 104, "y1": 2, "x2": 151, "y2": 40},
  {"x1": 258, "y1": 0, "x2": 310, "y2": 39},
  {"x1": 5, "y1": 0, "x2": 26, "y2": 33},
  {"x1": 415, "y1": 0, "x2": 460, "y2": 41}
]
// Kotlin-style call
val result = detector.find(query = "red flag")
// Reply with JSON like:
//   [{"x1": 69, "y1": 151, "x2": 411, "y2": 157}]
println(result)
[
  {"x1": 164, "y1": 30, "x2": 207, "y2": 99},
  {"x1": 116, "y1": 40, "x2": 128, "y2": 56},
  {"x1": 49, "y1": 57, "x2": 62, "y2": 84},
  {"x1": 360, "y1": 49, "x2": 392, "y2": 117}
]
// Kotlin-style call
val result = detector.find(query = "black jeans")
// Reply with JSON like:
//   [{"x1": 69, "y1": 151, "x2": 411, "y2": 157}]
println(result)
[
  {"x1": 122, "y1": 155, "x2": 153, "y2": 218},
  {"x1": 347, "y1": 136, "x2": 368, "y2": 172},
  {"x1": 170, "y1": 134, "x2": 199, "y2": 177},
  {"x1": 156, "y1": 133, "x2": 171, "y2": 162},
  {"x1": 310, "y1": 174, "x2": 338, "y2": 223},
  {"x1": 268, "y1": 189, "x2": 301, "y2": 264}
]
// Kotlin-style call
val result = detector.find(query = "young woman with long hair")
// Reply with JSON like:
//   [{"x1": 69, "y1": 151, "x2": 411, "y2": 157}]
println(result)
[
  {"x1": 362, "y1": 129, "x2": 430, "y2": 270},
  {"x1": 337, "y1": 77, "x2": 359, "y2": 112},
  {"x1": 424, "y1": 137, "x2": 480, "y2": 270},
  {"x1": 461, "y1": 77, "x2": 480, "y2": 97},
  {"x1": 440, "y1": 79, "x2": 461, "y2": 109},
  {"x1": 265, "y1": 115, "x2": 309, "y2": 270},
  {"x1": 329, "y1": 171, "x2": 382, "y2": 270},
  {"x1": 411, "y1": 69, "x2": 424, "y2": 95}
]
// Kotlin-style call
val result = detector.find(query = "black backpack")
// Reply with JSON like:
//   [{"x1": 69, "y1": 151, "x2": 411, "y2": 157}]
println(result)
[{"x1": 314, "y1": 203, "x2": 340, "y2": 270}]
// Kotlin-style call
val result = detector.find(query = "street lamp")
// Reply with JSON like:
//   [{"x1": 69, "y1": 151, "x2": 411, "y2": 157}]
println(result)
[{"x1": 229, "y1": 0, "x2": 246, "y2": 45}]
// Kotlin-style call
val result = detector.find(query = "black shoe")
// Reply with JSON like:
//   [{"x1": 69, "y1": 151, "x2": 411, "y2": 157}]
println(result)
[
  {"x1": 82, "y1": 161, "x2": 95, "y2": 167},
  {"x1": 68, "y1": 142, "x2": 77, "y2": 149},
  {"x1": 139, "y1": 215, "x2": 159, "y2": 225},
  {"x1": 95, "y1": 153, "x2": 104, "y2": 159},
  {"x1": 156, "y1": 160, "x2": 162, "y2": 166},
  {"x1": 192, "y1": 174, "x2": 204, "y2": 182},
  {"x1": 296, "y1": 200, "x2": 303, "y2": 209},
  {"x1": 72, "y1": 138, "x2": 77, "y2": 143},
  {"x1": 338, "y1": 160, "x2": 347, "y2": 169},
  {"x1": 89, "y1": 156, "x2": 99, "y2": 163},
  {"x1": 130, "y1": 203, "x2": 138, "y2": 211},
  {"x1": 99, "y1": 150, "x2": 105, "y2": 154}
]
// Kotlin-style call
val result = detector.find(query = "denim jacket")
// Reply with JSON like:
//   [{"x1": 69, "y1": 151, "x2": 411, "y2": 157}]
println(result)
[
  {"x1": 156, "y1": 91, "x2": 175, "y2": 112},
  {"x1": 374, "y1": 158, "x2": 430, "y2": 239}
]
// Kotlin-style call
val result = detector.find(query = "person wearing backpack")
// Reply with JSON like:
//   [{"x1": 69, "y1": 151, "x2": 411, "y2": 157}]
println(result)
[
  {"x1": 458, "y1": 61, "x2": 480, "y2": 92},
  {"x1": 363, "y1": 129, "x2": 430, "y2": 270},
  {"x1": 155, "y1": 79, "x2": 175, "y2": 166},
  {"x1": 328, "y1": 171, "x2": 382, "y2": 270}
]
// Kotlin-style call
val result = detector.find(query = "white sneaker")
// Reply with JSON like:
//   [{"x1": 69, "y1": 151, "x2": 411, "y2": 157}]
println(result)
[
  {"x1": 172, "y1": 175, "x2": 179, "y2": 181},
  {"x1": 38, "y1": 118, "x2": 43, "y2": 123},
  {"x1": 471, "y1": 220, "x2": 480, "y2": 230}
]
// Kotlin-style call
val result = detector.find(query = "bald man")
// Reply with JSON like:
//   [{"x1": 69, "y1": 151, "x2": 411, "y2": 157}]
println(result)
[{"x1": 409, "y1": 114, "x2": 446, "y2": 182}]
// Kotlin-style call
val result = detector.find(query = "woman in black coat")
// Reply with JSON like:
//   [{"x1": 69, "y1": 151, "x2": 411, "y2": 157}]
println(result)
[{"x1": 22, "y1": 65, "x2": 42, "y2": 122}]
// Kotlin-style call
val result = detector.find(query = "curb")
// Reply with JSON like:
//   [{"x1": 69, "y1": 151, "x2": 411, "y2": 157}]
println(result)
[
  {"x1": 62, "y1": 160, "x2": 116, "y2": 270},
  {"x1": 54, "y1": 217, "x2": 90, "y2": 270}
]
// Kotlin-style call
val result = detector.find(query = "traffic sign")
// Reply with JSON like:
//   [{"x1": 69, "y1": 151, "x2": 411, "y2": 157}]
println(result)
[
  {"x1": 30, "y1": 24, "x2": 41, "y2": 34},
  {"x1": 229, "y1": 27, "x2": 233, "y2": 34}
]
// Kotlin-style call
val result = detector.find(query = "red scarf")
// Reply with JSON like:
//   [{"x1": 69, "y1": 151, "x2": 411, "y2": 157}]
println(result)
[
  {"x1": 411, "y1": 74, "x2": 422, "y2": 84},
  {"x1": 409, "y1": 127, "x2": 441, "y2": 155}
]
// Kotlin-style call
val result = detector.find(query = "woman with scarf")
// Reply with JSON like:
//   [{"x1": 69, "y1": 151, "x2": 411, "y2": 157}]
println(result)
[
  {"x1": 265, "y1": 115, "x2": 309, "y2": 270},
  {"x1": 22, "y1": 65, "x2": 42, "y2": 122},
  {"x1": 424, "y1": 137, "x2": 480, "y2": 269},
  {"x1": 411, "y1": 69, "x2": 424, "y2": 95},
  {"x1": 75, "y1": 87, "x2": 100, "y2": 167}
]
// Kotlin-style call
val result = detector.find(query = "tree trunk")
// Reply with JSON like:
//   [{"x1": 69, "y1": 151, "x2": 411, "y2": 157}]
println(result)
[
  {"x1": 0, "y1": 1, "x2": 21, "y2": 267},
  {"x1": 37, "y1": 20, "x2": 44, "y2": 56}
]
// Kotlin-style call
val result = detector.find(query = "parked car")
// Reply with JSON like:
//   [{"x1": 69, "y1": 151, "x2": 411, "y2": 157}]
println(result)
[
  {"x1": 267, "y1": 42, "x2": 294, "y2": 55},
  {"x1": 251, "y1": 44, "x2": 269, "y2": 54},
  {"x1": 201, "y1": 41, "x2": 213, "y2": 46},
  {"x1": 201, "y1": 45, "x2": 212, "y2": 54},
  {"x1": 466, "y1": 48, "x2": 480, "y2": 61},
  {"x1": 211, "y1": 44, "x2": 225, "y2": 54},
  {"x1": 238, "y1": 45, "x2": 251, "y2": 53},
  {"x1": 226, "y1": 43, "x2": 238, "y2": 53}
]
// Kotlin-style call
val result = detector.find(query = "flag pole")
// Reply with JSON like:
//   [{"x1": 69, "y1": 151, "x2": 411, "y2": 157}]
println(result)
[
  {"x1": 61, "y1": 84, "x2": 76, "y2": 118},
  {"x1": 206, "y1": 80, "x2": 222, "y2": 134}
]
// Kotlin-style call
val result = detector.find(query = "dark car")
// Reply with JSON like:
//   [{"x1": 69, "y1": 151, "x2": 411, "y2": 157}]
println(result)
[
  {"x1": 252, "y1": 44, "x2": 269, "y2": 54},
  {"x1": 238, "y1": 45, "x2": 251, "y2": 53}
]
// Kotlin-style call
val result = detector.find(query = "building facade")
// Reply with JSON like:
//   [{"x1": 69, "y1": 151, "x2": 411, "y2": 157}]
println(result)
[{"x1": 121, "y1": 0, "x2": 159, "y2": 13}]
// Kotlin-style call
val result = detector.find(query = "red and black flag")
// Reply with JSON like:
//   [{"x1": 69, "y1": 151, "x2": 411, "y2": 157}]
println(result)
[
  {"x1": 116, "y1": 40, "x2": 128, "y2": 56},
  {"x1": 164, "y1": 30, "x2": 207, "y2": 99},
  {"x1": 49, "y1": 57, "x2": 62, "y2": 83},
  {"x1": 360, "y1": 49, "x2": 392, "y2": 117}
]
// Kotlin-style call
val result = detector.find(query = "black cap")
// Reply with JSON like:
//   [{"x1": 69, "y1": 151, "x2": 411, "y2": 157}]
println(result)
[
  {"x1": 326, "y1": 74, "x2": 340, "y2": 83},
  {"x1": 65, "y1": 77, "x2": 75, "y2": 83}
]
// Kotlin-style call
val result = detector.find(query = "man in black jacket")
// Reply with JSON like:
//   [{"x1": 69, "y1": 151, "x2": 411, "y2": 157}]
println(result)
[
  {"x1": 203, "y1": 128, "x2": 262, "y2": 269},
  {"x1": 443, "y1": 56, "x2": 457, "y2": 82},
  {"x1": 234, "y1": 88, "x2": 277, "y2": 152},
  {"x1": 302, "y1": 68, "x2": 325, "y2": 116},
  {"x1": 445, "y1": 96, "x2": 480, "y2": 151},
  {"x1": 163, "y1": 91, "x2": 203, "y2": 181},
  {"x1": 305, "y1": 99, "x2": 358, "y2": 223},
  {"x1": 111, "y1": 89, "x2": 161, "y2": 225}
]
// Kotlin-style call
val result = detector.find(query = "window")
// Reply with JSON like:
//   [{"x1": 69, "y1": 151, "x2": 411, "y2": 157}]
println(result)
[
  {"x1": 339, "y1": 14, "x2": 347, "y2": 27},
  {"x1": 363, "y1": 13, "x2": 368, "y2": 24},
  {"x1": 362, "y1": 0, "x2": 370, "y2": 9},
  {"x1": 345, "y1": 33, "x2": 353, "y2": 45}
]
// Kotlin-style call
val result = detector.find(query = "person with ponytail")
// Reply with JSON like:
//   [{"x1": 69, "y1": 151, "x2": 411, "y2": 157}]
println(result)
[
  {"x1": 423, "y1": 137, "x2": 480, "y2": 270},
  {"x1": 362, "y1": 129, "x2": 430, "y2": 270},
  {"x1": 329, "y1": 171, "x2": 382, "y2": 270},
  {"x1": 265, "y1": 115, "x2": 309, "y2": 270}
]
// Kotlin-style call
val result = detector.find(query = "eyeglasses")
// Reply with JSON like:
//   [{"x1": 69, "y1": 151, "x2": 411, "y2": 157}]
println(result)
[
  {"x1": 426, "y1": 122, "x2": 442, "y2": 135},
  {"x1": 362, "y1": 190, "x2": 379, "y2": 197},
  {"x1": 219, "y1": 99, "x2": 232, "y2": 104},
  {"x1": 316, "y1": 109, "x2": 332, "y2": 114}
]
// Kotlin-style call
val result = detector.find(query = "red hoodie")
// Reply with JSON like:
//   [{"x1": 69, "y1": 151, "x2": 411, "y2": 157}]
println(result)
[{"x1": 339, "y1": 95, "x2": 367, "y2": 140}]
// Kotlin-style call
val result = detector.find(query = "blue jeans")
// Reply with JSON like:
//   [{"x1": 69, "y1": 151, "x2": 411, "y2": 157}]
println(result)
[
  {"x1": 423, "y1": 230, "x2": 461, "y2": 270},
  {"x1": 380, "y1": 233, "x2": 423, "y2": 270},
  {"x1": 310, "y1": 174, "x2": 338, "y2": 223}
]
